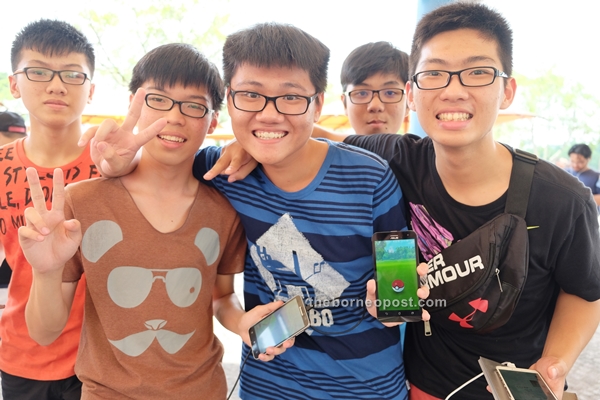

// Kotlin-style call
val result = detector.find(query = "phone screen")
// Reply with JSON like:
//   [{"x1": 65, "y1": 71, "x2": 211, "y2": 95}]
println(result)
[
  {"x1": 250, "y1": 296, "x2": 309, "y2": 359},
  {"x1": 373, "y1": 231, "x2": 421, "y2": 321},
  {"x1": 497, "y1": 368, "x2": 557, "y2": 400}
]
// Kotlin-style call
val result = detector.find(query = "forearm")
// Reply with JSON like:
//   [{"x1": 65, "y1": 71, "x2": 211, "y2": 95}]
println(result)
[
  {"x1": 213, "y1": 292, "x2": 246, "y2": 338},
  {"x1": 542, "y1": 290, "x2": 600, "y2": 369},
  {"x1": 593, "y1": 193, "x2": 600, "y2": 206},
  {"x1": 25, "y1": 269, "x2": 74, "y2": 345}
]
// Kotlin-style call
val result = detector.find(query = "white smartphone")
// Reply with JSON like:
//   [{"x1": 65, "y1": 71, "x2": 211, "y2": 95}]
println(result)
[
  {"x1": 248, "y1": 296, "x2": 310, "y2": 359},
  {"x1": 496, "y1": 366, "x2": 558, "y2": 400}
]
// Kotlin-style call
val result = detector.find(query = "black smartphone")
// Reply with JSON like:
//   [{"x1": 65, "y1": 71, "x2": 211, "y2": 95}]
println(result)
[
  {"x1": 372, "y1": 230, "x2": 422, "y2": 323},
  {"x1": 248, "y1": 296, "x2": 310, "y2": 359},
  {"x1": 496, "y1": 366, "x2": 558, "y2": 400}
]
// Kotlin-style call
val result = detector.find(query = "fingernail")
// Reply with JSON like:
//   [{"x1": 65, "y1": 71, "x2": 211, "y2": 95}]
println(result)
[{"x1": 41, "y1": 227, "x2": 50, "y2": 235}]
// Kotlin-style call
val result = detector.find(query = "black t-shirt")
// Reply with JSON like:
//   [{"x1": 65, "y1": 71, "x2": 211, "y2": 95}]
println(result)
[{"x1": 345, "y1": 133, "x2": 600, "y2": 399}]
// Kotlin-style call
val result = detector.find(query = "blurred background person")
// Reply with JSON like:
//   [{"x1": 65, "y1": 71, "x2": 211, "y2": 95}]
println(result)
[{"x1": 566, "y1": 143, "x2": 600, "y2": 207}]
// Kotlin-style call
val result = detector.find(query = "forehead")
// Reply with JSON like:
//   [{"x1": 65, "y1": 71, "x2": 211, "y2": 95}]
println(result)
[
  {"x1": 416, "y1": 28, "x2": 502, "y2": 70},
  {"x1": 231, "y1": 63, "x2": 314, "y2": 92},
  {"x1": 16, "y1": 49, "x2": 92, "y2": 73}
]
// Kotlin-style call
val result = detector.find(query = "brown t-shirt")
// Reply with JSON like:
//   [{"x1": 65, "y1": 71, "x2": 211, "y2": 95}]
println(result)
[{"x1": 63, "y1": 177, "x2": 246, "y2": 400}]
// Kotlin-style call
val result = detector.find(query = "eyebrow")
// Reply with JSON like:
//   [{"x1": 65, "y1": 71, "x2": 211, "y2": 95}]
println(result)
[
  {"x1": 146, "y1": 86, "x2": 210, "y2": 103},
  {"x1": 234, "y1": 80, "x2": 310, "y2": 92},
  {"x1": 420, "y1": 55, "x2": 497, "y2": 68},
  {"x1": 25, "y1": 59, "x2": 85, "y2": 70},
  {"x1": 354, "y1": 80, "x2": 404, "y2": 88}
]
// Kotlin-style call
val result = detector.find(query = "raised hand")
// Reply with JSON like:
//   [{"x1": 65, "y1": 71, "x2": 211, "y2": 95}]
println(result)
[
  {"x1": 78, "y1": 88, "x2": 167, "y2": 177},
  {"x1": 18, "y1": 168, "x2": 82, "y2": 274}
]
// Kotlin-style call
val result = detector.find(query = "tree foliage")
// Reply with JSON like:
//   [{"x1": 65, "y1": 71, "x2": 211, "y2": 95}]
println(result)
[
  {"x1": 495, "y1": 69, "x2": 600, "y2": 166},
  {"x1": 80, "y1": 0, "x2": 230, "y2": 89},
  {"x1": 0, "y1": 72, "x2": 12, "y2": 103}
]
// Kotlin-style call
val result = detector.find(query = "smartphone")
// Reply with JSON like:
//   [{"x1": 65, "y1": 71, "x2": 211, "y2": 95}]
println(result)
[
  {"x1": 372, "y1": 230, "x2": 422, "y2": 323},
  {"x1": 248, "y1": 296, "x2": 310, "y2": 359},
  {"x1": 496, "y1": 366, "x2": 559, "y2": 400}
]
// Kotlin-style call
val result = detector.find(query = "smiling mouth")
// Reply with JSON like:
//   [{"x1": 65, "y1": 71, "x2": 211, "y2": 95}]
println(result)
[
  {"x1": 437, "y1": 112, "x2": 472, "y2": 121},
  {"x1": 158, "y1": 134, "x2": 186, "y2": 143},
  {"x1": 253, "y1": 130, "x2": 287, "y2": 139}
]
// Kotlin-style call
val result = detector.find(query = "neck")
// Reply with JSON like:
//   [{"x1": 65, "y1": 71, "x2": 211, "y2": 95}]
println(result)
[
  {"x1": 125, "y1": 153, "x2": 197, "y2": 193},
  {"x1": 24, "y1": 121, "x2": 84, "y2": 167},
  {"x1": 262, "y1": 139, "x2": 328, "y2": 192},
  {"x1": 434, "y1": 139, "x2": 513, "y2": 206}
]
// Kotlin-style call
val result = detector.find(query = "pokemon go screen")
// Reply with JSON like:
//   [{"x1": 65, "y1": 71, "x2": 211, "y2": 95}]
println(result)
[{"x1": 374, "y1": 238, "x2": 419, "y2": 311}]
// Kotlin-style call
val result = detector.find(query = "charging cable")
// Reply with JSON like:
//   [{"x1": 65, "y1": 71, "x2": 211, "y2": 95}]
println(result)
[
  {"x1": 444, "y1": 372, "x2": 485, "y2": 399},
  {"x1": 443, "y1": 361, "x2": 516, "y2": 399},
  {"x1": 226, "y1": 349, "x2": 251, "y2": 400}
]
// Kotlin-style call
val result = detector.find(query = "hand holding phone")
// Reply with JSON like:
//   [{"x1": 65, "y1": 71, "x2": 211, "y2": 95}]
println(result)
[
  {"x1": 248, "y1": 296, "x2": 310, "y2": 360},
  {"x1": 372, "y1": 230, "x2": 422, "y2": 323},
  {"x1": 496, "y1": 366, "x2": 559, "y2": 400}
]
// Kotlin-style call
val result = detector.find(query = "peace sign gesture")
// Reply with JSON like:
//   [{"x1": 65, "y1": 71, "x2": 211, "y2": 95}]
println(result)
[
  {"x1": 18, "y1": 168, "x2": 82, "y2": 274},
  {"x1": 78, "y1": 88, "x2": 167, "y2": 177}
]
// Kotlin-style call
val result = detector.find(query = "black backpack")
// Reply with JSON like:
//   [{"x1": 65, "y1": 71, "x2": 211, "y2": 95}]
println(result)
[{"x1": 424, "y1": 146, "x2": 538, "y2": 334}]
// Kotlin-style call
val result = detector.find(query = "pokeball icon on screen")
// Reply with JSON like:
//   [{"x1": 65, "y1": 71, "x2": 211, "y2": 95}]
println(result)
[{"x1": 392, "y1": 279, "x2": 405, "y2": 293}]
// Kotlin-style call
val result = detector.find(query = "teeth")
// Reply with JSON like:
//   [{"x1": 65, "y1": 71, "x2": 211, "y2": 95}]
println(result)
[
  {"x1": 254, "y1": 131, "x2": 286, "y2": 139},
  {"x1": 437, "y1": 112, "x2": 471, "y2": 121},
  {"x1": 159, "y1": 135, "x2": 185, "y2": 143}
]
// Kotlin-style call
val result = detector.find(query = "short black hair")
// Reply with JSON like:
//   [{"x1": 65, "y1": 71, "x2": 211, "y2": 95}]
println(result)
[
  {"x1": 409, "y1": 3, "x2": 512, "y2": 78},
  {"x1": 222, "y1": 22, "x2": 330, "y2": 94},
  {"x1": 340, "y1": 42, "x2": 409, "y2": 92},
  {"x1": 568, "y1": 143, "x2": 592, "y2": 159},
  {"x1": 11, "y1": 19, "x2": 95, "y2": 77},
  {"x1": 129, "y1": 43, "x2": 224, "y2": 111}
]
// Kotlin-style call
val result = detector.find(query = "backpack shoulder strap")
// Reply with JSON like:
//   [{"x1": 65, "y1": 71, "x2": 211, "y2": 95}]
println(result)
[{"x1": 502, "y1": 144, "x2": 538, "y2": 218}]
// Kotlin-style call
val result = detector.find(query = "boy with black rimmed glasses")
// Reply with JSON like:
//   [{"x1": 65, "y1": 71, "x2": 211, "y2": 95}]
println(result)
[
  {"x1": 0, "y1": 19, "x2": 98, "y2": 399},
  {"x1": 18, "y1": 43, "x2": 282, "y2": 399},
  {"x1": 79, "y1": 22, "x2": 430, "y2": 400},
  {"x1": 314, "y1": 41, "x2": 409, "y2": 137},
  {"x1": 325, "y1": 3, "x2": 600, "y2": 399}
]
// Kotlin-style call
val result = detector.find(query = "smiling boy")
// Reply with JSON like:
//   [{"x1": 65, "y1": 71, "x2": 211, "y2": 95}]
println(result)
[
  {"x1": 0, "y1": 19, "x2": 98, "y2": 399},
  {"x1": 343, "y1": 4, "x2": 600, "y2": 399},
  {"x1": 18, "y1": 43, "x2": 264, "y2": 399}
]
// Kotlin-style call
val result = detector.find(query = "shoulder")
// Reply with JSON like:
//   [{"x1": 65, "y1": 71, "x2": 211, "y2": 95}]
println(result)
[
  {"x1": 531, "y1": 159, "x2": 595, "y2": 209},
  {"x1": 65, "y1": 177, "x2": 120, "y2": 198},
  {"x1": 324, "y1": 139, "x2": 390, "y2": 168}
]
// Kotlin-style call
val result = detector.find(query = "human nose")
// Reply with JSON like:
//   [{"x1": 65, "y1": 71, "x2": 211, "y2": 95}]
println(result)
[
  {"x1": 439, "y1": 74, "x2": 468, "y2": 100},
  {"x1": 256, "y1": 98, "x2": 284, "y2": 122},
  {"x1": 165, "y1": 102, "x2": 186, "y2": 124},
  {"x1": 367, "y1": 91, "x2": 385, "y2": 111},
  {"x1": 45, "y1": 72, "x2": 67, "y2": 95}
]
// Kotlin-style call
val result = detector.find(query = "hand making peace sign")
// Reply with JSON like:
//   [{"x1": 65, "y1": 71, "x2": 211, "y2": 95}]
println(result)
[
  {"x1": 18, "y1": 168, "x2": 82, "y2": 274},
  {"x1": 78, "y1": 88, "x2": 167, "y2": 177}
]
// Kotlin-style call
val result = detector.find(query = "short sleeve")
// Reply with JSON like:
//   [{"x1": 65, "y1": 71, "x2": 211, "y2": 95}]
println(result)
[{"x1": 217, "y1": 214, "x2": 246, "y2": 275}]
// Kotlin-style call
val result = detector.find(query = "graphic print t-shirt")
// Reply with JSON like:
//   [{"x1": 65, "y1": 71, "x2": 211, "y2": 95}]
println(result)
[{"x1": 0, "y1": 138, "x2": 99, "y2": 380}]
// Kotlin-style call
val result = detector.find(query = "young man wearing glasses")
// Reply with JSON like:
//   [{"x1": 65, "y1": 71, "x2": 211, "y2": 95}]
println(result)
[
  {"x1": 340, "y1": 41, "x2": 409, "y2": 135},
  {"x1": 81, "y1": 23, "x2": 431, "y2": 400},
  {"x1": 0, "y1": 19, "x2": 98, "y2": 399},
  {"x1": 343, "y1": 3, "x2": 600, "y2": 399},
  {"x1": 18, "y1": 43, "x2": 274, "y2": 399}
]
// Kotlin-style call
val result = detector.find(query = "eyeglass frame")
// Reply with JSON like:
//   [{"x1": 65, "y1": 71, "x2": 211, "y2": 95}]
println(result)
[
  {"x1": 411, "y1": 66, "x2": 509, "y2": 90},
  {"x1": 228, "y1": 88, "x2": 319, "y2": 116},
  {"x1": 13, "y1": 67, "x2": 90, "y2": 85},
  {"x1": 345, "y1": 88, "x2": 405, "y2": 104},
  {"x1": 144, "y1": 93, "x2": 213, "y2": 119}
]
